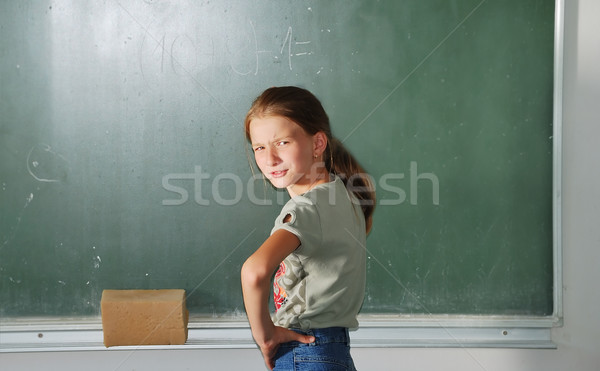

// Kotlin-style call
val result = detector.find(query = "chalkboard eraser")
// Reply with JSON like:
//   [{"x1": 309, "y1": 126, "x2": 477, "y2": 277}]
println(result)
[{"x1": 100, "y1": 289, "x2": 189, "y2": 347}]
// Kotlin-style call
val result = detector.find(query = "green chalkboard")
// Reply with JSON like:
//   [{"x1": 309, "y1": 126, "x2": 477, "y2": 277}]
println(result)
[{"x1": 1, "y1": 0, "x2": 555, "y2": 318}]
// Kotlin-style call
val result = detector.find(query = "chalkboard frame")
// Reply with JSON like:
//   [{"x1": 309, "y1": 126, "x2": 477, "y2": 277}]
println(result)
[{"x1": 0, "y1": 0, "x2": 564, "y2": 351}]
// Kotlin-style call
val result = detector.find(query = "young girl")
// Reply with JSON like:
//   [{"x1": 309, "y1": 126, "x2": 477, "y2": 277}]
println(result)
[{"x1": 241, "y1": 86, "x2": 375, "y2": 370}]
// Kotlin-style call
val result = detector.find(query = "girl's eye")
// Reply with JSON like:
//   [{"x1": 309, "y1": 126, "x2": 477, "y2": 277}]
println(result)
[
  {"x1": 253, "y1": 146, "x2": 264, "y2": 152},
  {"x1": 276, "y1": 141, "x2": 288, "y2": 146}
]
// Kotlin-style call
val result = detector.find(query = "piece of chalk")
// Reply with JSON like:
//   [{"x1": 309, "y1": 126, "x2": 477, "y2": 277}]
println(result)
[{"x1": 101, "y1": 289, "x2": 189, "y2": 347}]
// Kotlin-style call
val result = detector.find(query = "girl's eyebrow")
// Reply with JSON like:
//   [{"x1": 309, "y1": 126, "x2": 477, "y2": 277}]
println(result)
[{"x1": 252, "y1": 135, "x2": 292, "y2": 147}]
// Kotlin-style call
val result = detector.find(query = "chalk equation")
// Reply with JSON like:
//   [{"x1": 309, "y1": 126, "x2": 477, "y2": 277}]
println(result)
[
  {"x1": 139, "y1": 20, "x2": 314, "y2": 80},
  {"x1": 230, "y1": 22, "x2": 312, "y2": 75}
]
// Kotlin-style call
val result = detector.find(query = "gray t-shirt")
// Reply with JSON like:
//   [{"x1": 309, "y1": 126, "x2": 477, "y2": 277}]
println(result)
[{"x1": 271, "y1": 176, "x2": 367, "y2": 330}]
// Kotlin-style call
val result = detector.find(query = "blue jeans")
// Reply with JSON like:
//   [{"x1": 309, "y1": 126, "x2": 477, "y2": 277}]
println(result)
[{"x1": 273, "y1": 327, "x2": 357, "y2": 371}]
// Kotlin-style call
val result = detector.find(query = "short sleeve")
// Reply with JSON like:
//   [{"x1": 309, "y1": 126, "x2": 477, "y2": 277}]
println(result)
[{"x1": 271, "y1": 196, "x2": 322, "y2": 256}]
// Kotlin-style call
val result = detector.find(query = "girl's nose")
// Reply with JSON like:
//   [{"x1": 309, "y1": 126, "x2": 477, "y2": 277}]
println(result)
[{"x1": 265, "y1": 147, "x2": 281, "y2": 166}]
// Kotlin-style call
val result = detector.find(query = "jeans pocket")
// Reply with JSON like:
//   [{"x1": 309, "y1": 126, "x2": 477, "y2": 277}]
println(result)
[{"x1": 293, "y1": 342, "x2": 353, "y2": 371}]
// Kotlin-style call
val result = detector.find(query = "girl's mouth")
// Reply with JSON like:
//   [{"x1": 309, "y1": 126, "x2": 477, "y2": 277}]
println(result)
[{"x1": 270, "y1": 170, "x2": 288, "y2": 178}]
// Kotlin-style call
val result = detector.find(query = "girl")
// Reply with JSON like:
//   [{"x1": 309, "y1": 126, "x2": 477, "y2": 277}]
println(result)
[{"x1": 241, "y1": 86, "x2": 375, "y2": 370}]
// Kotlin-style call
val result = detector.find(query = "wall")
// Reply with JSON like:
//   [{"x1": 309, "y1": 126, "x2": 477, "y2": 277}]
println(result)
[{"x1": 1, "y1": 0, "x2": 599, "y2": 369}]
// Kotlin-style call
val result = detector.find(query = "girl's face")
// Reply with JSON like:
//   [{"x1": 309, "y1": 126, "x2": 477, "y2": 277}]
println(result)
[{"x1": 249, "y1": 115, "x2": 327, "y2": 197}]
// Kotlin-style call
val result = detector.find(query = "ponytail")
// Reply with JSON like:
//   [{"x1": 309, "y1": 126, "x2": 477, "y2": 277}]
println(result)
[{"x1": 327, "y1": 138, "x2": 376, "y2": 234}]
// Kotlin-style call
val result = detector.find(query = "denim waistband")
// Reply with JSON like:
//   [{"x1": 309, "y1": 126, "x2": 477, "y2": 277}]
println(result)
[{"x1": 290, "y1": 327, "x2": 350, "y2": 346}]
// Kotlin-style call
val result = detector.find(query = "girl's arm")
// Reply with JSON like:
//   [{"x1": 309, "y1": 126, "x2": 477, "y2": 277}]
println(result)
[{"x1": 241, "y1": 229, "x2": 315, "y2": 370}]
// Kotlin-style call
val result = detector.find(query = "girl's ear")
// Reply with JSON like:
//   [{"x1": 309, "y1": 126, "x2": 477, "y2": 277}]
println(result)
[{"x1": 313, "y1": 131, "x2": 328, "y2": 157}]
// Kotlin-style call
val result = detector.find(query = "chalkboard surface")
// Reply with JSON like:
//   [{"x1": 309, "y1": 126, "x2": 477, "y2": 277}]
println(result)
[{"x1": 1, "y1": 0, "x2": 555, "y2": 318}]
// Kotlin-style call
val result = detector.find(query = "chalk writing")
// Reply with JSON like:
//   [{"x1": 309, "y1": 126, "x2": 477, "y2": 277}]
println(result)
[
  {"x1": 26, "y1": 144, "x2": 68, "y2": 183},
  {"x1": 170, "y1": 34, "x2": 199, "y2": 76},
  {"x1": 229, "y1": 20, "x2": 261, "y2": 76},
  {"x1": 232, "y1": 22, "x2": 312, "y2": 75},
  {"x1": 279, "y1": 27, "x2": 312, "y2": 71},
  {"x1": 139, "y1": 25, "x2": 215, "y2": 82},
  {"x1": 139, "y1": 20, "x2": 312, "y2": 80}
]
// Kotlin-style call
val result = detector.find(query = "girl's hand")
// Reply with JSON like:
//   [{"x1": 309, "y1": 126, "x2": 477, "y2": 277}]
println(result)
[{"x1": 258, "y1": 326, "x2": 315, "y2": 370}]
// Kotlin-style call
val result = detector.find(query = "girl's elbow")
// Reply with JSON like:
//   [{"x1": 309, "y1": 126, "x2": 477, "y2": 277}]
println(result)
[{"x1": 241, "y1": 258, "x2": 269, "y2": 287}]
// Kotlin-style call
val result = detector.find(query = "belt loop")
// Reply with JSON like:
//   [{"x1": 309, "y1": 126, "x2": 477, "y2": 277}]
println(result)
[{"x1": 307, "y1": 329, "x2": 316, "y2": 346}]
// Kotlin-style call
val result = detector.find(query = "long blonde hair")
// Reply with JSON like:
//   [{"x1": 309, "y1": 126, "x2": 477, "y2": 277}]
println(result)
[{"x1": 245, "y1": 86, "x2": 375, "y2": 233}]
